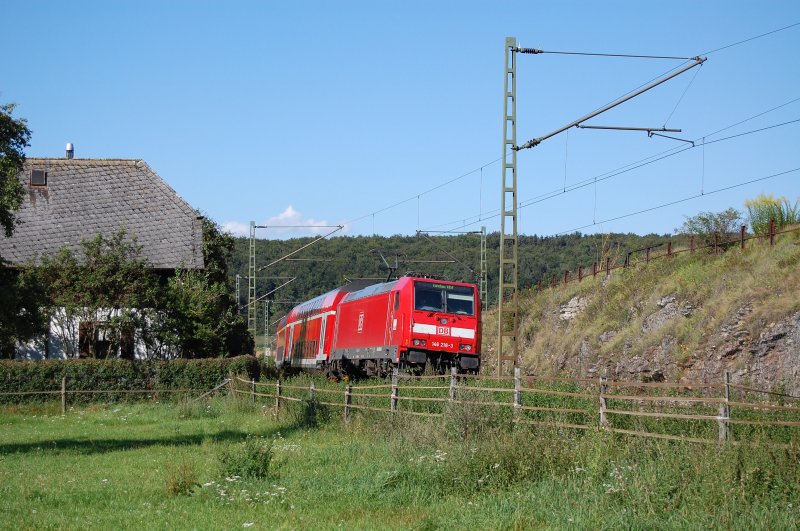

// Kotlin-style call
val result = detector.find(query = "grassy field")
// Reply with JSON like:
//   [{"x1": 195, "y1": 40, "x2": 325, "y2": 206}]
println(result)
[{"x1": 2, "y1": 396, "x2": 799, "y2": 530}]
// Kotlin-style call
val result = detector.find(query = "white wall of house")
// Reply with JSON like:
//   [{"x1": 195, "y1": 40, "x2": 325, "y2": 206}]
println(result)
[{"x1": 15, "y1": 308, "x2": 176, "y2": 360}]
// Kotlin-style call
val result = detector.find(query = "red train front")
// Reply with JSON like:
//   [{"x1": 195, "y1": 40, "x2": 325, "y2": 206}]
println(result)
[{"x1": 274, "y1": 275, "x2": 481, "y2": 375}]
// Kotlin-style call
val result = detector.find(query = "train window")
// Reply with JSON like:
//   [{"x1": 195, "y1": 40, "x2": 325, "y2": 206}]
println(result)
[
  {"x1": 414, "y1": 283, "x2": 444, "y2": 312},
  {"x1": 414, "y1": 282, "x2": 475, "y2": 315},
  {"x1": 446, "y1": 292, "x2": 474, "y2": 315},
  {"x1": 394, "y1": 292, "x2": 400, "y2": 310}
]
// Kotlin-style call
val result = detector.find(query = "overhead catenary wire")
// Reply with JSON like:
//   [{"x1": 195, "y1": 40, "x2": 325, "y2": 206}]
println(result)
[
  {"x1": 663, "y1": 63, "x2": 703, "y2": 127},
  {"x1": 700, "y1": 21, "x2": 800, "y2": 55},
  {"x1": 416, "y1": 231, "x2": 477, "y2": 277},
  {"x1": 515, "y1": 58, "x2": 706, "y2": 150},
  {"x1": 345, "y1": 22, "x2": 800, "y2": 234},
  {"x1": 334, "y1": 25, "x2": 799, "y2": 239},
  {"x1": 555, "y1": 167, "x2": 800, "y2": 236},
  {"x1": 420, "y1": 104, "x2": 800, "y2": 234},
  {"x1": 422, "y1": 118, "x2": 799, "y2": 234},
  {"x1": 343, "y1": 157, "x2": 502, "y2": 226}
]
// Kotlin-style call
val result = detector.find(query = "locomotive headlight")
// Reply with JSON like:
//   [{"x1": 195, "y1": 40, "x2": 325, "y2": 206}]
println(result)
[
  {"x1": 459, "y1": 344, "x2": 472, "y2": 351},
  {"x1": 413, "y1": 339, "x2": 427, "y2": 346},
  {"x1": 439, "y1": 318, "x2": 448, "y2": 325}
]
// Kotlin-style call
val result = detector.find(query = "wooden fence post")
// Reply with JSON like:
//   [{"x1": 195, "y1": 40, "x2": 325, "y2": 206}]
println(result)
[
  {"x1": 449, "y1": 366, "x2": 457, "y2": 402},
  {"x1": 274, "y1": 381, "x2": 281, "y2": 418},
  {"x1": 391, "y1": 368, "x2": 398, "y2": 413},
  {"x1": 770, "y1": 219, "x2": 776, "y2": 246},
  {"x1": 251, "y1": 378, "x2": 256, "y2": 407},
  {"x1": 344, "y1": 385, "x2": 352, "y2": 424},
  {"x1": 513, "y1": 367, "x2": 521, "y2": 421},
  {"x1": 645, "y1": 247, "x2": 651, "y2": 263},
  {"x1": 719, "y1": 371, "x2": 731, "y2": 442},
  {"x1": 61, "y1": 376, "x2": 66, "y2": 415},
  {"x1": 690, "y1": 236, "x2": 695, "y2": 253},
  {"x1": 605, "y1": 257, "x2": 611, "y2": 277},
  {"x1": 714, "y1": 233, "x2": 720, "y2": 255},
  {"x1": 578, "y1": 266, "x2": 583, "y2": 282},
  {"x1": 740, "y1": 224, "x2": 746, "y2": 250},
  {"x1": 592, "y1": 262, "x2": 597, "y2": 278},
  {"x1": 599, "y1": 376, "x2": 608, "y2": 428},
  {"x1": 667, "y1": 241, "x2": 672, "y2": 257}
]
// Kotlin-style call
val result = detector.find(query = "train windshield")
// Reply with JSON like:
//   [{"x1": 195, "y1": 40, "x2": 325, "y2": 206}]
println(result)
[{"x1": 414, "y1": 282, "x2": 475, "y2": 316}]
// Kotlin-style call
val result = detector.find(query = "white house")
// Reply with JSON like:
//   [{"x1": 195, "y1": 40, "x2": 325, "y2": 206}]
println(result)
[{"x1": 1, "y1": 154, "x2": 204, "y2": 360}]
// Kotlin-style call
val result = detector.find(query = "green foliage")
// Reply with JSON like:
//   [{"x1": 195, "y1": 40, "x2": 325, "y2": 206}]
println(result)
[
  {"x1": 231, "y1": 231, "x2": 674, "y2": 320},
  {"x1": 3, "y1": 402, "x2": 800, "y2": 528},
  {"x1": 677, "y1": 207, "x2": 743, "y2": 246},
  {"x1": 176, "y1": 397, "x2": 220, "y2": 419},
  {"x1": 745, "y1": 193, "x2": 800, "y2": 234},
  {"x1": 0, "y1": 103, "x2": 30, "y2": 238},
  {"x1": 0, "y1": 104, "x2": 43, "y2": 357},
  {"x1": 159, "y1": 218, "x2": 253, "y2": 358},
  {"x1": 35, "y1": 227, "x2": 159, "y2": 358},
  {"x1": 32, "y1": 220, "x2": 252, "y2": 359},
  {"x1": 0, "y1": 261, "x2": 48, "y2": 358},
  {"x1": 0, "y1": 355, "x2": 260, "y2": 403},
  {"x1": 505, "y1": 222, "x2": 800, "y2": 379},
  {"x1": 217, "y1": 436, "x2": 273, "y2": 479},
  {"x1": 165, "y1": 461, "x2": 197, "y2": 496}
]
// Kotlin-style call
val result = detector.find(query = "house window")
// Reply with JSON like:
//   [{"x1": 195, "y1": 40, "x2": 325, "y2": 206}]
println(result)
[
  {"x1": 30, "y1": 169, "x2": 48, "y2": 187},
  {"x1": 78, "y1": 321, "x2": 116, "y2": 359}
]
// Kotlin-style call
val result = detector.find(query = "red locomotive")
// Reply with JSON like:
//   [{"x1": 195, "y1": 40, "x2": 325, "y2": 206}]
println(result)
[{"x1": 274, "y1": 275, "x2": 481, "y2": 375}]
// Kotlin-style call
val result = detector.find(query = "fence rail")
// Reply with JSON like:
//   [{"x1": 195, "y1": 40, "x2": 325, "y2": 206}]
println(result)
[
  {"x1": 4, "y1": 370, "x2": 798, "y2": 447},
  {"x1": 535, "y1": 222, "x2": 800, "y2": 292},
  {"x1": 229, "y1": 369, "x2": 799, "y2": 448}
]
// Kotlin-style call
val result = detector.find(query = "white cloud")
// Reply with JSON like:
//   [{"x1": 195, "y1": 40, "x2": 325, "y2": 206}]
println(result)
[
  {"x1": 222, "y1": 206, "x2": 350, "y2": 239},
  {"x1": 221, "y1": 221, "x2": 250, "y2": 237}
]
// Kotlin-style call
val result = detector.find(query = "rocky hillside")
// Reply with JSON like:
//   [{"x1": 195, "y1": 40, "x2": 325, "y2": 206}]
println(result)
[{"x1": 481, "y1": 229, "x2": 800, "y2": 394}]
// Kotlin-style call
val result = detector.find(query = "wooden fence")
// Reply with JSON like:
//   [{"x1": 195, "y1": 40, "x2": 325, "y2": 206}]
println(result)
[
  {"x1": 0, "y1": 377, "x2": 196, "y2": 414},
  {"x1": 3, "y1": 371, "x2": 797, "y2": 447},
  {"x1": 231, "y1": 369, "x2": 800, "y2": 448},
  {"x1": 535, "y1": 223, "x2": 800, "y2": 291}
]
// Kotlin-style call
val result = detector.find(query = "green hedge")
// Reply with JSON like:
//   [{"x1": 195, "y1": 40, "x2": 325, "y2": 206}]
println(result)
[{"x1": 0, "y1": 356, "x2": 262, "y2": 404}]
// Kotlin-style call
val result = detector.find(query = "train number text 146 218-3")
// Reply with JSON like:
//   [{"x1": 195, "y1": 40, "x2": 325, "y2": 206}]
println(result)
[{"x1": 430, "y1": 341, "x2": 454, "y2": 349}]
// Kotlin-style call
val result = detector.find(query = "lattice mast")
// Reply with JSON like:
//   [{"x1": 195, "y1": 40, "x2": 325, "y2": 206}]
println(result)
[
  {"x1": 480, "y1": 226, "x2": 488, "y2": 310},
  {"x1": 248, "y1": 221, "x2": 257, "y2": 338},
  {"x1": 497, "y1": 37, "x2": 519, "y2": 374}
]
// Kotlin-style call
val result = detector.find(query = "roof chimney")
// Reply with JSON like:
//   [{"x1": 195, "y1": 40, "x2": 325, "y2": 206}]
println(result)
[{"x1": 65, "y1": 143, "x2": 74, "y2": 159}]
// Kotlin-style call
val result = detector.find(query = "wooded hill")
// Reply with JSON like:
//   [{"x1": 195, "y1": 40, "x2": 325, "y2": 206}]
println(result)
[{"x1": 229, "y1": 231, "x2": 675, "y2": 320}]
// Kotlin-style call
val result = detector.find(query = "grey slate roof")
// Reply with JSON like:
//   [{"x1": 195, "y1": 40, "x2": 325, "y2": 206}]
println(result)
[{"x1": 0, "y1": 158, "x2": 204, "y2": 270}]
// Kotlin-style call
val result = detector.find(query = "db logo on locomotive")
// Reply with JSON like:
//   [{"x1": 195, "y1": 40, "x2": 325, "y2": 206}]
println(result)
[{"x1": 436, "y1": 326, "x2": 450, "y2": 335}]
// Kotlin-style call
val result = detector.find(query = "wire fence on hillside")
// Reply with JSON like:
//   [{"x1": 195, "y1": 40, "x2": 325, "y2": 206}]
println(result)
[{"x1": 535, "y1": 222, "x2": 799, "y2": 291}]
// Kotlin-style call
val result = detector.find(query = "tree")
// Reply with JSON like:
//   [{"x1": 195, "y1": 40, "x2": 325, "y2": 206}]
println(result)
[
  {"x1": 157, "y1": 218, "x2": 253, "y2": 358},
  {"x1": 36, "y1": 228, "x2": 160, "y2": 358},
  {"x1": 0, "y1": 103, "x2": 31, "y2": 238},
  {"x1": 0, "y1": 263, "x2": 48, "y2": 358},
  {"x1": 677, "y1": 208, "x2": 743, "y2": 247},
  {"x1": 0, "y1": 103, "x2": 45, "y2": 358}
]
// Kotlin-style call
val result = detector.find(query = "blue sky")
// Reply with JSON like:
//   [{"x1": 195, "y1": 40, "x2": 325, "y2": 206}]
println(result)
[{"x1": 3, "y1": 1, "x2": 798, "y2": 239}]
